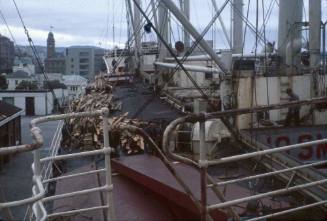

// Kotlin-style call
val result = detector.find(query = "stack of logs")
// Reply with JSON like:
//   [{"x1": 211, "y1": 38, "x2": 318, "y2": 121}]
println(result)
[{"x1": 61, "y1": 74, "x2": 145, "y2": 154}]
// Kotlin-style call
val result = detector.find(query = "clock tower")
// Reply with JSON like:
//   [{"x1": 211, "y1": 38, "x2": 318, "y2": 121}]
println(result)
[{"x1": 47, "y1": 31, "x2": 55, "y2": 58}]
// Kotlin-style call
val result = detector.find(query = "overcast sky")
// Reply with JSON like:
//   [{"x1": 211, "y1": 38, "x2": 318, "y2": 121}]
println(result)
[{"x1": 0, "y1": 0, "x2": 326, "y2": 51}]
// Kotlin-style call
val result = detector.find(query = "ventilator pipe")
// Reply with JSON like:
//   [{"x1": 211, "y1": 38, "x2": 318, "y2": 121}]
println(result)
[
  {"x1": 112, "y1": 123, "x2": 240, "y2": 220},
  {"x1": 110, "y1": 124, "x2": 202, "y2": 211},
  {"x1": 285, "y1": 38, "x2": 302, "y2": 70},
  {"x1": 162, "y1": 96, "x2": 327, "y2": 166}
]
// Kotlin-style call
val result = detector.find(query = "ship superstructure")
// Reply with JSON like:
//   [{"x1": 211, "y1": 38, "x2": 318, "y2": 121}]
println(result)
[{"x1": 1, "y1": 0, "x2": 327, "y2": 221}]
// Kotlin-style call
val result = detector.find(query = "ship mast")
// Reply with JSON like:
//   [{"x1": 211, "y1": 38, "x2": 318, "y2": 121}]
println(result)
[
  {"x1": 277, "y1": 0, "x2": 303, "y2": 64},
  {"x1": 158, "y1": 1, "x2": 169, "y2": 60},
  {"x1": 133, "y1": 0, "x2": 143, "y2": 73},
  {"x1": 180, "y1": 0, "x2": 190, "y2": 49},
  {"x1": 231, "y1": 0, "x2": 243, "y2": 53},
  {"x1": 309, "y1": 0, "x2": 321, "y2": 69}
]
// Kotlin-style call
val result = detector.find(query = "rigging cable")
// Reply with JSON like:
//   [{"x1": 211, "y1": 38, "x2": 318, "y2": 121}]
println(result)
[
  {"x1": 113, "y1": 0, "x2": 156, "y2": 69},
  {"x1": 234, "y1": 0, "x2": 251, "y2": 111},
  {"x1": 229, "y1": 0, "x2": 267, "y2": 46},
  {"x1": 250, "y1": 0, "x2": 275, "y2": 52},
  {"x1": 131, "y1": 0, "x2": 231, "y2": 118},
  {"x1": 262, "y1": 0, "x2": 270, "y2": 106},
  {"x1": 12, "y1": 0, "x2": 63, "y2": 113},
  {"x1": 0, "y1": 8, "x2": 36, "y2": 83}
]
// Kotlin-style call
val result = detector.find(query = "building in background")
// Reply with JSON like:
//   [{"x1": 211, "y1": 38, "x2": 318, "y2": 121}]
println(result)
[
  {"x1": 65, "y1": 46, "x2": 95, "y2": 79},
  {"x1": 45, "y1": 57, "x2": 66, "y2": 74},
  {"x1": 0, "y1": 100, "x2": 22, "y2": 168},
  {"x1": 47, "y1": 32, "x2": 55, "y2": 58},
  {"x1": 63, "y1": 75, "x2": 87, "y2": 98},
  {"x1": 44, "y1": 32, "x2": 66, "y2": 74},
  {"x1": 6, "y1": 70, "x2": 34, "y2": 90},
  {"x1": 0, "y1": 90, "x2": 54, "y2": 116},
  {"x1": 0, "y1": 35, "x2": 15, "y2": 74},
  {"x1": 36, "y1": 73, "x2": 63, "y2": 84},
  {"x1": 12, "y1": 63, "x2": 35, "y2": 76},
  {"x1": 94, "y1": 48, "x2": 107, "y2": 74}
]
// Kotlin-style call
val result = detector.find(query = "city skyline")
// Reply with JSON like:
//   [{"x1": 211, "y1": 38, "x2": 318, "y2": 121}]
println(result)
[{"x1": 0, "y1": 0, "x2": 327, "y2": 50}]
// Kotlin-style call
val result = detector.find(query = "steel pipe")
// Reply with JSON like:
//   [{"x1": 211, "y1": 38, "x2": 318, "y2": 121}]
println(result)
[
  {"x1": 43, "y1": 185, "x2": 112, "y2": 203},
  {"x1": 199, "y1": 121, "x2": 207, "y2": 221},
  {"x1": 102, "y1": 108, "x2": 115, "y2": 221},
  {"x1": 162, "y1": 96, "x2": 327, "y2": 166},
  {"x1": 207, "y1": 138, "x2": 327, "y2": 166},
  {"x1": 207, "y1": 160, "x2": 327, "y2": 188},
  {"x1": 248, "y1": 200, "x2": 327, "y2": 221},
  {"x1": 47, "y1": 205, "x2": 109, "y2": 219},
  {"x1": 0, "y1": 182, "x2": 45, "y2": 209},
  {"x1": 0, "y1": 127, "x2": 43, "y2": 155},
  {"x1": 164, "y1": 52, "x2": 276, "y2": 62},
  {"x1": 43, "y1": 169, "x2": 106, "y2": 184},
  {"x1": 40, "y1": 149, "x2": 111, "y2": 163},
  {"x1": 30, "y1": 110, "x2": 103, "y2": 127},
  {"x1": 160, "y1": 0, "x2": 230, "y2": 75},
  {"x1": 207, "y1": 179, "x2": 327, "y2": 210},
  {"x1": 155, "y1": 61, "x2": 222, "y2": 73}
]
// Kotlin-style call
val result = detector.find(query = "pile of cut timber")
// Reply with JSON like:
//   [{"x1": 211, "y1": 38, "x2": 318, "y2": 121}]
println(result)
[{"x1": 61, "y1": 74, "x2": 144, "y2": 152}]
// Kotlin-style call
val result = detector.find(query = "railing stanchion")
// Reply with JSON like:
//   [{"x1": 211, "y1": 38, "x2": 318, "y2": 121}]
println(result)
[
  {"x1": 199, "y1": 119, "x2": 207, "y2": 221},
  {"x1": 33, "y1": 130, "x2": 42, "y2": 221},
  {"x1": 102, "y1": 108, "x2": 115, "y2": 221}
]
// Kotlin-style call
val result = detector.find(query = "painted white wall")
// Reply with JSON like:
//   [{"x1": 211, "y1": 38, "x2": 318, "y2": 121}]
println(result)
[
  {"x1": 0, "y1": 91, "x2": 53, "y2": 115},
  {"x1": 143, "y1": 54, "x2": 156, "y2": 72},
  {"x1": 173, "y1": 60, "x2": 216, "y2": 88},
  {"x1": 7, "y1": 78, "x2": 33, "y2": 90},
  {"x1": 236, "y1": 75, "x2": 319, "y2": 129},
  {"x1": 292, "y1": 75, "x2": 312, "y2": 116},
  {"x1": 13, "y1": 64, "x2": 35, "y2": 75},
  {"x1": 255, "y1": 77, "x2": 281, "y2": 121},
  {"x1": 36, "y1": 73, "x2": 64, "y2": 83},
  {"x1": 53, "y1": 88, "x2": 69, "y2": 104}
]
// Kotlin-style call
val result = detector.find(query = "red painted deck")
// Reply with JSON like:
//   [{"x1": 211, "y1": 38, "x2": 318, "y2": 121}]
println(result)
[
  {"x1": 53, "y1": 163, "x2": 176, "y2": 221},
  {"x1": 112, "y1": 155, "x2": 290, "y2": 219},
  {"x1": 53, "y1": 154, "x2": 290, "y2": 221}
]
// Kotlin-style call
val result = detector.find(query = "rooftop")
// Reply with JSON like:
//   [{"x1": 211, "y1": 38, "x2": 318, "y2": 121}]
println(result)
[
  {"x1": 63, "y1": 75, "x2": 88, "y2": 85},
  {"x1": 6, "y1": 70, "x2": 31, "y2": 79},
  {"x1": 0, "y1": 100, "x2": 21, "y2": 122}
]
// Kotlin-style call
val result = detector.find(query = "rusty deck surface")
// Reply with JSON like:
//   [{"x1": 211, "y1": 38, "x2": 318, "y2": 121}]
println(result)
[
  {"x1": 112, "y1": 155, "x2": 289, "y2": 217},
  {"x1": 53, "y1": 162, "x2": 175, "y2": 221},
  {"x1": 53, "y1": 154, "x2": 291, "y2": 221},
  {"x1": 53, "y1": 163, "x2": 105, "y2": 221}
]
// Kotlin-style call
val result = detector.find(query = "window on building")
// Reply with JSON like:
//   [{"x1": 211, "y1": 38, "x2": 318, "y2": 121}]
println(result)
[
  {"x1": 79, "y1": 52, "x2": 89, "y2": 56},
  {"x1": 15, "y1": 80, "x2": 18, "y2": 85},
  {"x1": 71, "y1": 58, "x2": 74, "y2": 62},
  {"x1": 79, "y1": 58, "x2": 89, "y2": 63},
  {"x1": 2, "y1": 97, "x2": 14, "y2": 105},
  {"x1": 70, "y1": 86, "x2": 78, "y2": 91},
  {"x1": 80, "y1": 64, "x2": 89, "y2": 70},
  {"x1": 80, "y1": 71, "x2": 88, "y2": 76},
  {"x1": 205, "y1": 72, "x2": 213, "y2": 79}
]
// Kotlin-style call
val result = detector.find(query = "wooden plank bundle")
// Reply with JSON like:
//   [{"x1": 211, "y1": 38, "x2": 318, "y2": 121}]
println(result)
[{"x1": 61, "y1": 74, "x2": 145, "y2": 152}]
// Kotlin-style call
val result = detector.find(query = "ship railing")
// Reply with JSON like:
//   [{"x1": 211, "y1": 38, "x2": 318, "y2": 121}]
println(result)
[
  {"x1": 42, "y1": 119, "x2": 64, "y2": 190},
  {"x1": 163, "y1": 96, "x2": 327, "y2": 221},
  {"x1": 0, "y1": 108, "x2": 115, "y2": 221}
]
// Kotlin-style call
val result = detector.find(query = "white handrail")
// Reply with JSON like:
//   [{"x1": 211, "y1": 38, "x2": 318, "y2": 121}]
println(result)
[
  {"x1": 208, "y1": 160, "x2": 327, "y2": 187},
  {"x1": 0, "y1": 108, "x2": 115, "y2": 221}
]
